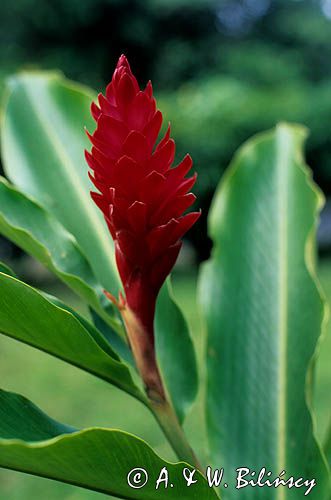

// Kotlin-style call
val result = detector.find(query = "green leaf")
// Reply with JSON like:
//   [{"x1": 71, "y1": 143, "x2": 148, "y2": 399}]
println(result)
[
  {"x1": 199, "y1": 124, "x2": 330, "y2": 499},
  {"x1": 0, "y1": 389, "x2": 74, "y2": 441},
  {"x1": 0, "y1": 177, "x2": 123, "y2": 334},
  {"x1": 0, "y1": 271, "x2": 143, "y2": 402},
  {"x1": 1, "y1": 72, "x2": 119, "y2": 294},
  {"x1": 0, "y1": 388, "x2": 219, "y2": 499},
  {"x1": 155, "y1": 280, "x2": 198, "y2": 423},
  {"x1": 0, "y1": 261, "x2": 121, "y2": 362},
  {"x1": 43, "y1": 292, "x2": 123, "y2": 361}
]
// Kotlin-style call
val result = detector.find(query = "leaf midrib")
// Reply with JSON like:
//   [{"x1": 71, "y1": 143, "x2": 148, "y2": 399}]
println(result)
[{"x1": 276, "y1": 127, "x2": 290, "y2": 500}]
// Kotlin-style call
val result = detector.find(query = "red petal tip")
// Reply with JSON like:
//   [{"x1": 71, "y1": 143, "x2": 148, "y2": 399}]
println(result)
[
  {"x1": 84, "y1": 127, "x2": 92, "y2": 140},
  {"x1": 117, "y1": 54, "x2": 130, "y2": 70},
  {"x1": 145, "y1": 80, "x2": 153, "y2": 97},
  {"x1": 91, "y1": 101, "x2": 101, "y2": 121}
]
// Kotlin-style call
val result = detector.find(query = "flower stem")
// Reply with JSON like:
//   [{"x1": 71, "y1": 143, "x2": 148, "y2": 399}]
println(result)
[
  {"x1": 112, "y1": 297, "x2": 202, "y2": 470},
  {"x1": 148, "y1": 398, "x2": 202, "y2": 471}
]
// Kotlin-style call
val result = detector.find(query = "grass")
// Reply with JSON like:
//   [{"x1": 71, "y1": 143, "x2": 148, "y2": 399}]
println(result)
[{"x1": 0, "y1": 263, "x2": 330, "y2": 499}]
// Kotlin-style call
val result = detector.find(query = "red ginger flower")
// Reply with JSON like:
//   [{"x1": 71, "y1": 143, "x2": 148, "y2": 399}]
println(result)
[{"x1": 85, "y1": 55, "x2": 200, "y2": 385}]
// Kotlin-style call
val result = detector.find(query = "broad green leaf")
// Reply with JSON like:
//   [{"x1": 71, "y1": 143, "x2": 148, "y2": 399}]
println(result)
[
  {"x1": 0, "y1": 272, "x2": 143, "y2": 402},
  {"x1": 0, "y1": 177, "x2": 123, "y2": 334},
  {"x1": 0, "y1": 389, "x2": 74, "y2": 440},
  {"x1": 155, "y1": 279, "x2": 198, "y2": 424},
  {"x1": 0, "y1": 261, "x2": 123, "y2": 362},
  {"x1": 199, "y1": 124, "x2": 330, "y2": 499},
  {"x1": 2, "y1": 72, "x2": 119, "y2": 294},
  {"x1": 43, "y1": 293, "x2": 124, "y2": 361},
  {"x1": 0, "y1": 388, "x2": 219, "y2": 499}
]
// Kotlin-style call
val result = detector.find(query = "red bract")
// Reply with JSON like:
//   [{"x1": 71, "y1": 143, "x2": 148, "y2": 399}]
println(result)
[{"x1": 86, "y1": 55, "x2": 200, "y2": 346}]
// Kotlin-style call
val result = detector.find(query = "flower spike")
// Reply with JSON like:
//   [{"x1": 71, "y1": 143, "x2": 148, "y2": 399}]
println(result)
[{"x1": 86, "y1": 55, "x2": 200, "y2": 399}]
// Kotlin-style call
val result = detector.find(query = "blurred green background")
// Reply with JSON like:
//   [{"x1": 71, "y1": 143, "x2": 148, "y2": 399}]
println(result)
[{"x1": 0, "y1": 0, "x2": 330, "y2": 498}]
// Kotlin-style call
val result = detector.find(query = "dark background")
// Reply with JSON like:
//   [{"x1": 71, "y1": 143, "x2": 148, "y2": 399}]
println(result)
[{"x1": 1, "y1": 0, "x2": 331, "y2": 258}]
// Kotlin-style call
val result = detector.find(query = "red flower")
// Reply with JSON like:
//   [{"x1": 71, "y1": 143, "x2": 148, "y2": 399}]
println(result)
[{"x1": 85, "y1": 56, "x2": 199, "y2": 391}]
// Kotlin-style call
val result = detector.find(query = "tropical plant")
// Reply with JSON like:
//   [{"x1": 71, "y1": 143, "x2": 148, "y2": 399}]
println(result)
[{"x1": 0, "y1": 56, "x2": 329, "y2": 499}]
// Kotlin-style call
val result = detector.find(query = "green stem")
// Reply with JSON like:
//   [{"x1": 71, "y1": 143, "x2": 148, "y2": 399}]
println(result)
[{"x1": 149, "y1": 398, "x2": 202, "y2": 471}]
